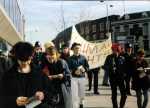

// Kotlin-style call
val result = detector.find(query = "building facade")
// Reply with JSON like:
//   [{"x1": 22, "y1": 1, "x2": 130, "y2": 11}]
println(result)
[
  {"x1": 0, "y1": 0, "x2": 25, "y2": 52},
  {"x1": 53, "y1": 11, "x2": 150, "y2": 54}
]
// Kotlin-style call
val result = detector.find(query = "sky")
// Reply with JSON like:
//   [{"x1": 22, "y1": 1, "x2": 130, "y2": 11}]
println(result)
[{"x1": 22, "y1": 0, "x2": 150, "y2": 44}]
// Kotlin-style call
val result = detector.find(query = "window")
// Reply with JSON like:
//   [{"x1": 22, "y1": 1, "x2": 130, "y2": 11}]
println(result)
[
  {"x1": 143, "y1": 23, "x2": 148, "y2": 36},
  {"x1": 92, "y1": 24, "x2": 96, "y2": 32},
  {"x1": 85, "y1": 24, "x2": 89, "y2": 35},
  {"x1": 100, "y1": 23, "x2": 104, "y2": 31}
]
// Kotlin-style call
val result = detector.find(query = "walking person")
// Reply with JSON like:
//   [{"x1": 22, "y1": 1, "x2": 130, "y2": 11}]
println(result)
[
  {"x1": 131, "y1": 49, "x2": 150, "y2": 108},
  {"x1": 42, "y1": 46, "x2": 72, "y2": 108},
  {"x1": 106, "y1": 44, "x2": 127, "y2": 108},
  {"x1": 123, "y1": 43, "x2": 135, "y2": 95},
  {"x1": 0, "y1": 42, "x2": 50, "y2": 108},
  {"x1": 68, "y1": 42, "x2": 89, "y2": 108}
]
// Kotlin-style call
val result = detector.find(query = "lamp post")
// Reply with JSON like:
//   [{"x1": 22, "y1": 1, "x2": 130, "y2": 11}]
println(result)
[{"x1": 100, "y1": 0, "x2": 113, "y2": 35}]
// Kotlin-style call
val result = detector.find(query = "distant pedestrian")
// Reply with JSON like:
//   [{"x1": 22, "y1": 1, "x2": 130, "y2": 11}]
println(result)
[{"x1": 60, "y1": 44, "x2": 70, "y2": 63}]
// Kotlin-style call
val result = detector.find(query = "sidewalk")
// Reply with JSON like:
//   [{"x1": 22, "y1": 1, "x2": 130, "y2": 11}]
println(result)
[{"x1": 84, "y1": 69, "x2": 150, "y2": 108}]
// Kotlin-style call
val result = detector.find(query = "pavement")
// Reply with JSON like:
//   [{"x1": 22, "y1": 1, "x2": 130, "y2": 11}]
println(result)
[{"x1": 84, "y1": 69, "x2": 150, "y2": 108}]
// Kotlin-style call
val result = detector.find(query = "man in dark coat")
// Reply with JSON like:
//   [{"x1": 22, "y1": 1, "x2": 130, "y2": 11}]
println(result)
[
  {"x1": 123, "y1": 43, "x2": 134, "y2": 95},
  {"x1": 105, "y1": 44, "x2": 127, "y2": 108}
]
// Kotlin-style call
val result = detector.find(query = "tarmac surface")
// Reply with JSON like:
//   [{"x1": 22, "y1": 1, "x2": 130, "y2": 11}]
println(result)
[{"x1": 84, "y1": 69, "x2": 150, "y2": 108}]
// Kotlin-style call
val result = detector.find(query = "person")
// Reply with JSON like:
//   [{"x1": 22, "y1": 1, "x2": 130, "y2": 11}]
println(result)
[
  {"x1": 123, "y1": 43, "x2": 134, "y2": 95},
  {"x1": 87, "y1": 67, "x2": 100, "y2": 94},
  {"x1": 32, "y1": 41, "x2": 44, "y2": 70},
  {"x1": 0, "y1": 42, "x2": 50, "y2": 108},
  {"x1": 60, "y1": 44, "x2": 70, "y2": 63},
  {"x1": 105, "y1": 44, "x2": 127, "y2": 108},
  {"x1": 68, "y1": 42, "x2": 89, "y2": 108},
  {"x1": 131, "y1": 49, "x2": 150, "y2": 108},
  {"x1": 42, "y1": 46, "x2": 72, "y2": 108}
]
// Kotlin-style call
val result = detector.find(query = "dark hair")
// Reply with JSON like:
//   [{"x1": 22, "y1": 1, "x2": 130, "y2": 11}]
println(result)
[
  {"x1": 13, "y1": 42, "x2": 34, "y2": 61},
  {"x1": 62, "y1": 43, "x2": 69, "y2": 49},
  {"x1": 71, "y1": 42, "x2": 81, "y2": 50}
]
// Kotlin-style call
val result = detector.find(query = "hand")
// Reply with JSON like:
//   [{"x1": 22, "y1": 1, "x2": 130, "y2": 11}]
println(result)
[
  {"x1": 16, "y1": 96, "x2": 28, "y2": 106},
  {"x1": 57, "y1": 74, "x2": 64, "y2": 79},
  {"x1": 80, "y1": 67, "x2": 85, "y2": 73},
  {"x1": 48, "y1": 75, "x2": 53, "y2": 80},
  {"x1": 35, "y1": 91, "x2": 44, "y2": 101}
]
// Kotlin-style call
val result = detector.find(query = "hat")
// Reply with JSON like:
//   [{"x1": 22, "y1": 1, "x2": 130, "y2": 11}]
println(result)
[
  {"x1": 34, "y1": 41, "x2": 41, "y2": 47},
  {"x1": 44, "y1": 41, "x2": 55, "y2": 49},
  {"x1": 71, "y1": 42, "x2": 81, "y2": 50},
  {"x1": 125, "y1": 43, "x2": 132, "y2": 48}
]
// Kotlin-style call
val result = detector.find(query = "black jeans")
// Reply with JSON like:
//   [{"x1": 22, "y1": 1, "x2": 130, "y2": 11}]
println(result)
[
  {"x1": 110, "y1": 79, "x2": 127, "y2": 108},
  {"x1": 87, "y1": 69, "x2": 99, "y2": 93},
  {"x1": 136, "y1": 89, "x2": 149, "y2": 108}
]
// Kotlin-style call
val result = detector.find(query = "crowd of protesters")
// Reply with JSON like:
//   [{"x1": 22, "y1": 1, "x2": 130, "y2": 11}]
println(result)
[{"x1": 0, "y1": 40, "x2": 150, "y2": 108}]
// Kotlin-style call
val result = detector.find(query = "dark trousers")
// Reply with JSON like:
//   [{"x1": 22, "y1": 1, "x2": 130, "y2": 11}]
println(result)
[
  {"x1": 87, "y1": 69, "x2": 99, "y2": 93},
  {"x1": 110, "y1": 79, "x2": 127, "y2": 108},
  {"x1": 102, "y1": 69, "x2": 109, "y2": 85},
  {"x1": 125, "y1": 74, "x2": 132, "y2": 94},
  {"x1": 136, "y1": 89, "x2": 149, "y2": 108}
]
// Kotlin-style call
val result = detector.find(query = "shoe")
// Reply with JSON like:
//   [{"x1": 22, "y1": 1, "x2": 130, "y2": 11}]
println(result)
[
  {"x1": 79, "y1": 104, "x2": 83, "y2": 108},
  {"x1": 94, "y1": 92, "x2": 100, "y2": 95},
  {"x1": 102, "y1": 83, "x2": 109, "y2": 86}
]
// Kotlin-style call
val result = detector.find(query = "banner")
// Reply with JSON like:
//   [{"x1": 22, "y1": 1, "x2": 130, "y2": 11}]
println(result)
[{"x1": 70, "y1": 26, "x2": 112, "y2": 69}]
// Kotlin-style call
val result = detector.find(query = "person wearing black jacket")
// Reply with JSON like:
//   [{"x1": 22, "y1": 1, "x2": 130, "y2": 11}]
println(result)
[
  {"x1": 0, "y1": 42, "x2": 50, "y2": 108},
  {"x1": 123, "y1": 43, "x2": 134, "y2": 95},
  {"x1": 105, "y1": 44, "x2": 127, "y2": 108},
  {"x1": 131, "y1": 49, "x2": 150, "y2": 108}
]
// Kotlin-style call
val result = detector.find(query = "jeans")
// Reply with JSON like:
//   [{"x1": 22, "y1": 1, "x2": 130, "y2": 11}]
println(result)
[{"x1": 136, "y1": 89, "x2": 149, "y2": 108}]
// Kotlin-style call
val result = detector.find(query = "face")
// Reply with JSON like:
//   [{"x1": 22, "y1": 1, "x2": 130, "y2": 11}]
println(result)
[
  {"x1": 73, "y1": 45, "x2": 81, "y2": 55},
  {"x1": 34, "y1": 47, "x2": 42, "y2": 53},
  {"x1": 63, "y1": 47, "x2": 69, "y2": 54},
  {"x1": 137, "y1": 54, "x2": 144, "y2": 61},
  {"x1": 18, "y1": 58, "x2": 31, "y2": 68},
  {"x1": 127, "y1": 47, "x2": 132, "y2": 53},
  {"x1": 46, "y1": 52, "x2": 57, "y2": 63}
]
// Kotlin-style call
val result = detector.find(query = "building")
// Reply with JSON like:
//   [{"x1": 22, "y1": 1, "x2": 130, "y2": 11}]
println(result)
[
  {"x1": 111, "y1": 11, "x2": 150, "y2": 53},
  {"x1": 0, "y1": 0, "x2": 25, "y2": 53},
  {"x1": 53, "y1": 15, "x2": 119, "y2": 50},
  {"x1": 53, "y1": 11, "x2": 150, "y2": 54}
]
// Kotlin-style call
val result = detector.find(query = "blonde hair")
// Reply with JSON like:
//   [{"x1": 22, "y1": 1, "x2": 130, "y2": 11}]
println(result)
[{"x1": 46, "y1": 46, "x2": 60, "y2": 60}]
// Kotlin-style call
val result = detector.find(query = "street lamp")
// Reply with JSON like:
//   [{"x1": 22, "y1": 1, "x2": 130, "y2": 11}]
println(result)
[{"x1": 100, "y1": 0, "x2": 113, "y2": 35}]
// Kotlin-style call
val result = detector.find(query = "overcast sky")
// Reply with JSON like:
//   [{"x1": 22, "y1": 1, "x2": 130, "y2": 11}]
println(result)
[{"x1": 22, "y1": 0, "x2": 150, "y2": 44}]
